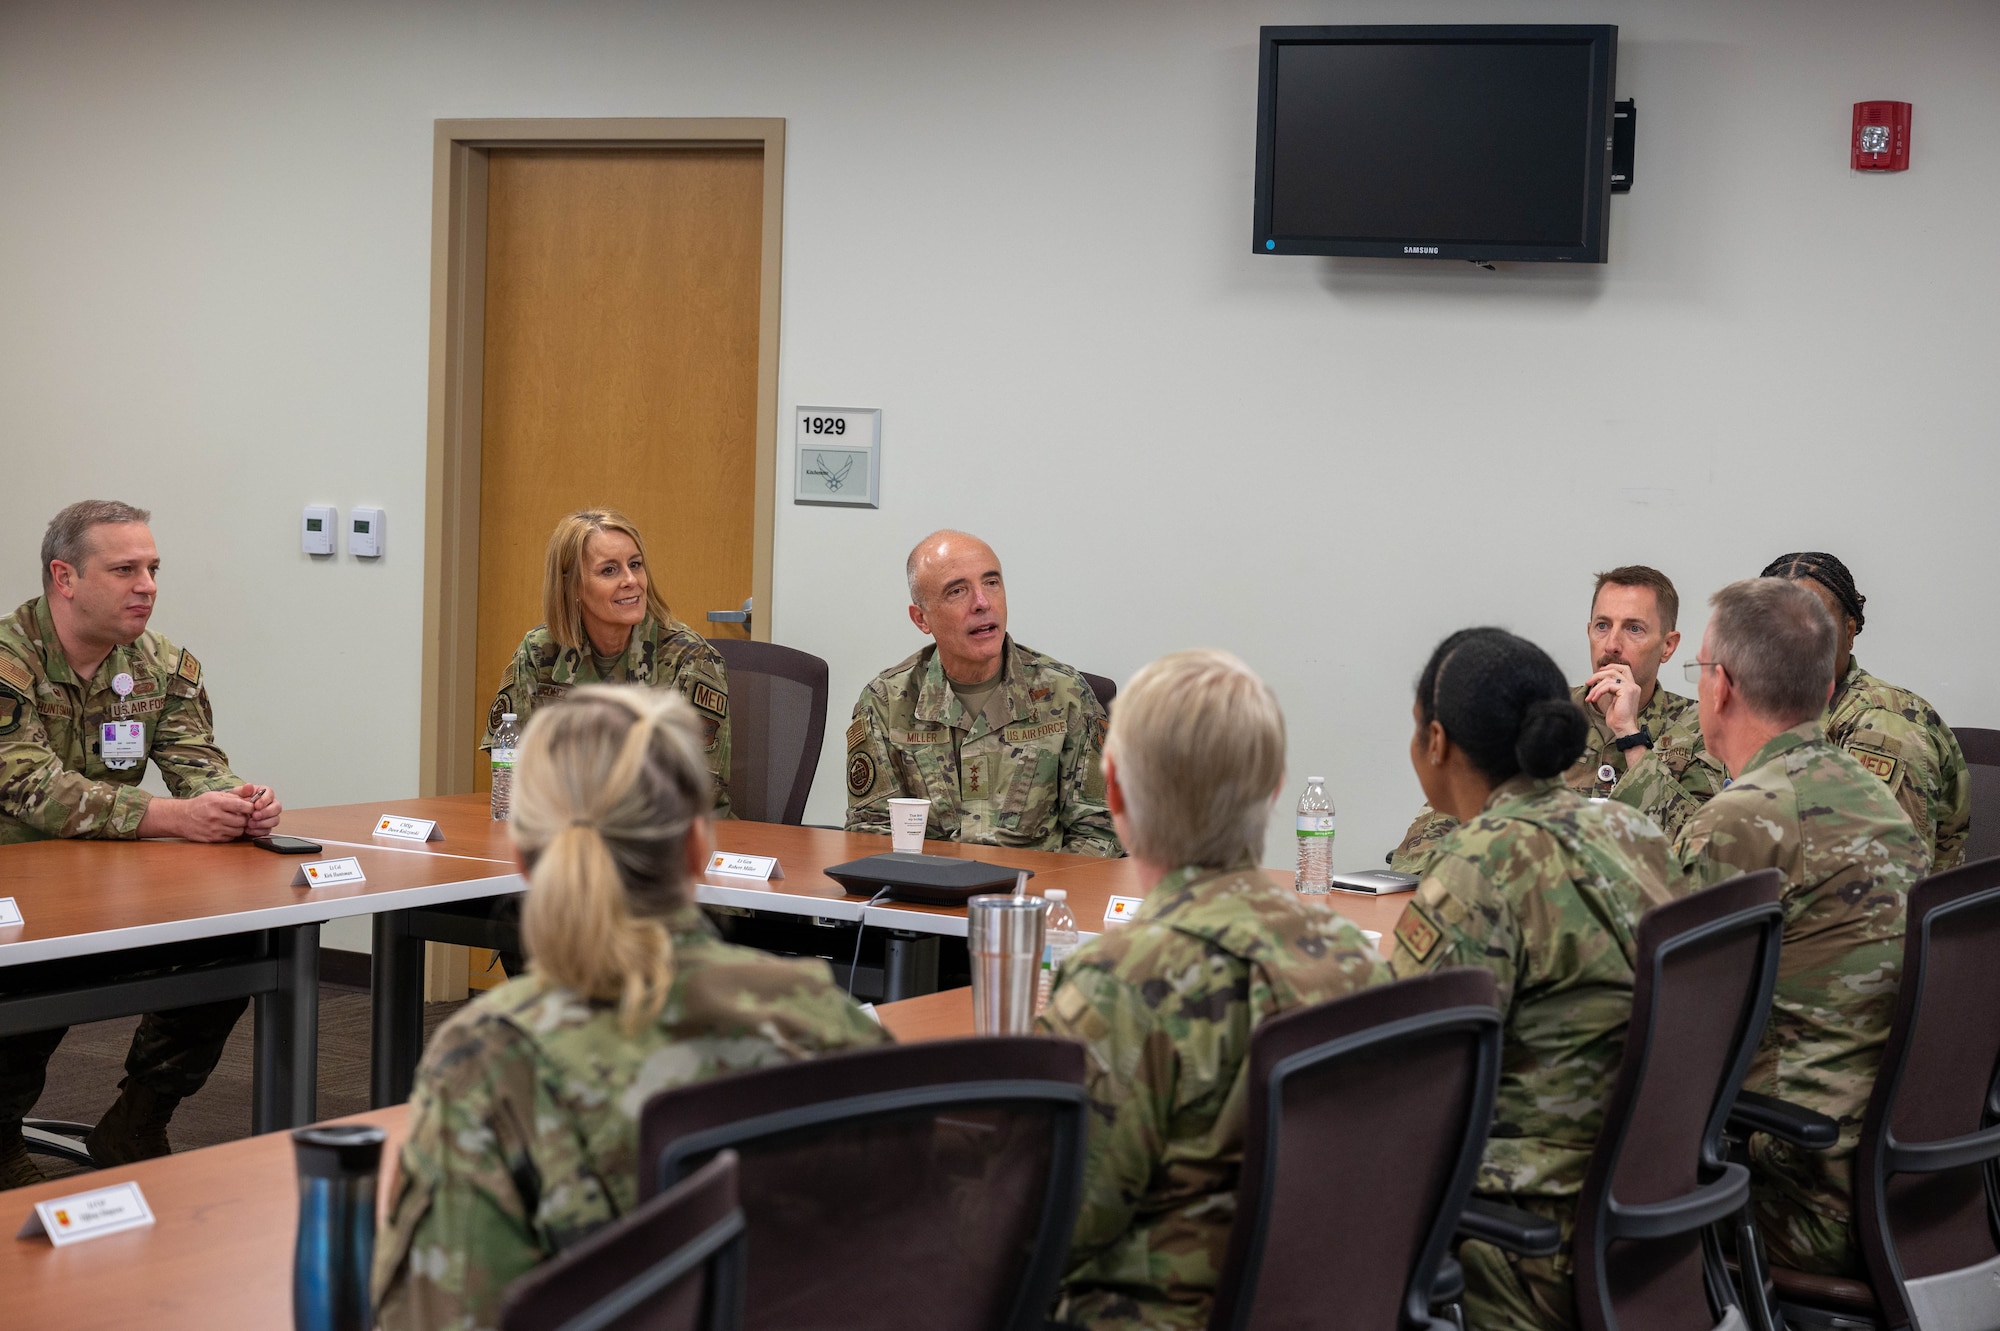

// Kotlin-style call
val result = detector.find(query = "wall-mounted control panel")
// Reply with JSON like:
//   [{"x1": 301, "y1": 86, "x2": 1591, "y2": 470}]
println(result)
[
  {"x1": 302, "y1": 505, "x2": 337, "y2": 556},
  {"x1": 349, "y1": 507, "x2": 385, "y2": 558}
]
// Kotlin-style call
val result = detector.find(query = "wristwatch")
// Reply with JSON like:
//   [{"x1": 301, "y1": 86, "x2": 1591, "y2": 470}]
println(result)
[{"x1": 1613, "y1": 727, "x2": 1652, "y2": 752}]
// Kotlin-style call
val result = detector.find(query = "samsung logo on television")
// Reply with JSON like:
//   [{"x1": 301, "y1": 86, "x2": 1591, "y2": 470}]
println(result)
[{"x1": 1403, "y1": 246, "x2": 1440, "y2": 254}]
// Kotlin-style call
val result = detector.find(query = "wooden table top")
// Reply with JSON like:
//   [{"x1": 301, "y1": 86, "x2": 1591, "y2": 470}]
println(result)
[
  {"x1": 0, "y1": 835, "x2": 522, "y2": 967},
  {"x1": 0, "y1": 1105, "x2": 410, "y2": 1327}
]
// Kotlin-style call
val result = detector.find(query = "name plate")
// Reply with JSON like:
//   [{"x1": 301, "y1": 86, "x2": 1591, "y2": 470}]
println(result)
[
  {"x1": 18, "y1": 1180, "x2": 155, "y2": 1246},
  {"x1": 0, "y1": 897, "x2": 21, "y2": 928},
  {"x1": 1104, "y1": 895, "x2": 1145, "y2": 926},
  {"x1": 373, "y1": 815, "x2": 442, "y2": 842},
  {"x1": 292, "y1": 857, "x2": 366, "y2": 888},
  {"x1": 705, "y1": 852, "x2": 784, "y2": 881}
]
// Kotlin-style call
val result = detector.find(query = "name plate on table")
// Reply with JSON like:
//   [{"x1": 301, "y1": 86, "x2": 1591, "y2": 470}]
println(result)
[
  {"x1": 1104, "y1": 895, "x2": 1145, "y2": 926},
  {"x1": 292, "y1": 857, "x2": 366, "y2": 888},
  {"x1": 706, "y1": 852, "x2": 784, "y2": 881},
  {"x1": 0, "y1": 897, "x2": 21, "y2": 927},
  {"x1": 18, "y1": 1180, "x2": 155, "y2": 1246},
  {"x1": 373, "y1": 815, "x2": 442, "y2": 842}
]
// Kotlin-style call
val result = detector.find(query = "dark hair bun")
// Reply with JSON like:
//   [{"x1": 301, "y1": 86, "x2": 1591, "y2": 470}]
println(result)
[{"x1": 1516, "y1": 697, "x2": 1589, "y2": 779}]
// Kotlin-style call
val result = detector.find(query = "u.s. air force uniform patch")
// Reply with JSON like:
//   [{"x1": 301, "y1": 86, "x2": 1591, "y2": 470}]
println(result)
[
  {"x1": 1850, "y1": 745, "x2": 1899, "y2": 786},
  {"x1": 1394, "y1": 901, "x2": 1443, "y2": 963},
  {"x1": 845, "y1": 717, "x2": 877, "y2": 797}
]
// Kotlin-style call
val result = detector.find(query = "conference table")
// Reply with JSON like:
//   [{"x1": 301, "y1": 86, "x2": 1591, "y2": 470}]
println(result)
[
  {"x1": 0, "y1": 935, "x2": 1419, "y2": 1329},
  {"x1": 0, "y1": 792, "x2": 1412, "y2": 1129}
]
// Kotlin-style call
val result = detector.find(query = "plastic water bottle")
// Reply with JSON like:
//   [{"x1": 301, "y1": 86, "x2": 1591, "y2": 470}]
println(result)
[
  {"x1": 1295, "y1": 777, "x2": 1335, "y2": 894},
  {"x1": 291, "y1": 1123, "x2": 384, "y2": 1331},
  {"x1": 1038, "y1": 889, "x2": 1080, "y2": 1012},
  {"x1": 490, "y1": 712, "x2": 521, "y2": 821}
]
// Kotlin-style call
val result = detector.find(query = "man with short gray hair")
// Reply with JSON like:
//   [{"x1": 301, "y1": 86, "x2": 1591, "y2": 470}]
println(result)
[
  {"x1": 1038, "y1": 649, "x2": 1386, "y2": 1328},
  {"x1": 1672, "y1": 577, "x2": 1925, "y2": 1279},
  {"x1": 0, "y1": 500, "x2": 281, "y2": 1189},
  {"x1": 846, "y1": 529, "x2": 1117, "y2": 855}
]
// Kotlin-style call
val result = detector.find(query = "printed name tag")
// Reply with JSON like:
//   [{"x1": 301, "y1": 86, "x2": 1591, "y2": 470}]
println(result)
[
  {"x1": 373, "y1": 815, "x2": 442, "y2": 843},
  {"x1": 291, "y1": 857, "x2": 366, "y2": 887},
  {"x1": 100, "y1": 721, "x2": 145, "y2": 760},
  {"x1": 0, "y1": 897, "x2": 21, "y2": 927},
  {"x1": 705, "y1": 852, "x2": 784, "y2": 881},
  {"x1": 1104, "y1": 895, "x2": 1145, "y2": 926},
  {"x1": 18, "y1": 1180, "x2": 155, "y2": 1246}
]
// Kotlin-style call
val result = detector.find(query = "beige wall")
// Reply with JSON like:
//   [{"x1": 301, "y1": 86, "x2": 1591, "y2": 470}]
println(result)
[{"x1": 1, "y1": 1, "x2": 1993, "y2": 953}]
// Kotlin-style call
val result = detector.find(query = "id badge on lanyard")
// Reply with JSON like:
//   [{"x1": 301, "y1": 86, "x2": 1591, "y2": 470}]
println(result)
[{"x1": 101, "y1": 671, "x2": 144, "y2": 770}]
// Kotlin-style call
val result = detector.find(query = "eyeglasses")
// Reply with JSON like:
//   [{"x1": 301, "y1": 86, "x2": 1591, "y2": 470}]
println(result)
[{"x1": 1682, "y1": 660, "x2": 1722, "y2": 685}]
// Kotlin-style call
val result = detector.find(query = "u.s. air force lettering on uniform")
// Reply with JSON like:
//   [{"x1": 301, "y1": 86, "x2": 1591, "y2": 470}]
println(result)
[{"x1": 484, "y1": 616, "x2": 733, "y2": 816}]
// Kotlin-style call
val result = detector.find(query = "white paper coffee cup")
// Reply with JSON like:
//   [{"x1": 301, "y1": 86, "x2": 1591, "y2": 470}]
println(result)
[{"x1": 888, "y1": 798, "x2": 929, "y2": 853}]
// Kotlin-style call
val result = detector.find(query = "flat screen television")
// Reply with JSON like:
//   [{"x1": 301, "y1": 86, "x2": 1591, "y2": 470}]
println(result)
[{"x1": 1252, "y1": 25, "x2": 1618, "y2": 263}]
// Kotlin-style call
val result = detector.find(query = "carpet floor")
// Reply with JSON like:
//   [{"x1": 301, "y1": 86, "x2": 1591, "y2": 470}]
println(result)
[{"x1": 20, "y1": 985, "x2": 467, "y2": 1187}]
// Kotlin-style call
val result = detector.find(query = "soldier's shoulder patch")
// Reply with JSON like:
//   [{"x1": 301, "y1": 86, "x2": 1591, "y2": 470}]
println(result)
[
  {"x1": 1851, "y1": 745, "x2": 1899, "y2": 785},
  {"x1": 690, "y1": 681, "x2": 727, "y2": 719},
  {"x1": 175, "y1": 650, "x2": 201, "y2": 686},
  {"x1": 488, "y1": 692, "x2": 511, "y2": 734},
  {"x1": 0, "y1": 691, "x2": 20, "y2": 735},
  {"x1": 1394, "y1": 901, "x2": 1443, "y2": 963},
  {"x1": 846, "y1": 716, "x2": 868, "y2": 751},
  {"x1": 846, "y1": 750, "x2": 877, "y2": 799},
  {"x1": 0, "y1": 652, "x2": 33, "y2": 697}
]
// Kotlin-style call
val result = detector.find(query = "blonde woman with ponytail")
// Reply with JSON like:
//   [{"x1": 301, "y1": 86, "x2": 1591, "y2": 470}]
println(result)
[{"x1": 374, "y1": 686, "x2": 885, "y2": 1330}]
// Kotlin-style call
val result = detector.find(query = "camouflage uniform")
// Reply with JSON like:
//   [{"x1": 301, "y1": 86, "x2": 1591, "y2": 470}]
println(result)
[
  {"x1": 1672, "y1": 722, "x2": 1925, "y2": 1277},
  {"x1": 0, "y1": 595, "x2": 241, "y2": 844},
  {"x1": 484, "y1": 617, "x2": 732, "y2": 816},
  {"x1": 373, "y1": 902, "x2": 886, "y2": 1330},
  {"x1": 846, "y1": 637, "x2": 1119, "y2": 856},
  {"x1": 1389, "y1": 776, "x2": 1679, "y2": 1331},
  {"x1": 1037, "y1": 864, "x2": 1387, "y2": 1329},
  {"x1": 1822, "y1": 657, "x2": 1969, "y2": 871},
  {"x1": 0, "y1": 596, "x2": 254, "y2": 1143},
  {"x1": 1387, "y1": 683, "x2": 1720, "y2": 875}
]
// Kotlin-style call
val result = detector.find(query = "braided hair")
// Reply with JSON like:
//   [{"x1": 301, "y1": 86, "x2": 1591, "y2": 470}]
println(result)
[
  {"x1": 1417, "y1": 627, "x2": 1589, "y2": 784},
  {"x1": 1760, "y1": 552, "x2": 1865, "y2": 634}
]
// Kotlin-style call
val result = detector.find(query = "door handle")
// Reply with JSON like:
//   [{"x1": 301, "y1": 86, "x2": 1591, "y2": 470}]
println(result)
[{"x1": 706, "y1": 597, "x2": 752, "y2": 628}]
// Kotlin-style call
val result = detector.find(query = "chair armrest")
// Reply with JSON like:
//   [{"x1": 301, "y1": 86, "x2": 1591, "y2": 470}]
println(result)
[
  {"x1": 1456, "y1": 1198, "x2": 1561, "y2": 1257},
  {"x1": 1728, "y1": 1091, "x2": 1839, "y2": 1149},
  {"x1": 1884, "y1": 1122, "x2": 2000, "y2": 1176}
]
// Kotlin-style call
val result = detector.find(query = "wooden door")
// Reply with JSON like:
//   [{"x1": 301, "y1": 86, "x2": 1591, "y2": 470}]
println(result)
[{"x1": 472, "y1": 147, "x2": 763, "y2": 791}]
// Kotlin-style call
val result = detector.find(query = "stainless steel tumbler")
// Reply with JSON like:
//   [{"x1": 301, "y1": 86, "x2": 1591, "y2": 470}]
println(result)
[{"x1": 968, "y1": 893, "x2": 1048, "y2": 1035}]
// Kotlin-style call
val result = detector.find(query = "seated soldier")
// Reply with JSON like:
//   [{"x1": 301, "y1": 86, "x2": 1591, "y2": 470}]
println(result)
[
  {"x1": 1389, "y1": 565, "x2": 1719, "y2": 874},
  {"x1": 1038, "y1": 649, "x2": 1386, "y2": 1330},
  {"x1": 373, "y1": 686, "x2": 885, "y2": 1330},
  {"x1": 1388, "y1": 627, "x2": 1679, "y2": 1331},
  {"x1": 484, "y1": 508, "x2": 731, "y2": 815},
  {"x1": 1671, "y1": 578, "x2": 1926, "y2": 1279},
  {"x1": 1761, "y1": 551, "x2": 1969, "y2": 870},
  {"x1": 0, "y1": 500, "x2": 282, "y2": 1189},
  {"x1": 845, "y1": 529, "x2": 1118, "y2": 855}
]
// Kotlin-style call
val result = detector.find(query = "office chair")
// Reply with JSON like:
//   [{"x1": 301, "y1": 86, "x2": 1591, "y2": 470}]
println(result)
[
  {"x1": 1078, "y1": 672, "x2": 1117, "y2": 714},
  {"x1": 1948, "y1": 728, "x2": 2000, "y2": 865},
  {"x1": 709, "y1": 639, "x2": 831, "y2": 825}
]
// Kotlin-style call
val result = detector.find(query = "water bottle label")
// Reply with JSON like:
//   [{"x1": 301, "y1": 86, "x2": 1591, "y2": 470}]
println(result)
[
  {"x1": 1295, "y1": 815, "x2": 1335, "y2": 834},
  {"x1": 491, "y1": 748, "x2": 516, "y2": 766}
]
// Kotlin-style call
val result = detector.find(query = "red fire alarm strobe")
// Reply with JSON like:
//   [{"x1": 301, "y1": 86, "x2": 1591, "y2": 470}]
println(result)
[{"x1": 1852, "y1": 102, "x2": 1912, "y2": 171}]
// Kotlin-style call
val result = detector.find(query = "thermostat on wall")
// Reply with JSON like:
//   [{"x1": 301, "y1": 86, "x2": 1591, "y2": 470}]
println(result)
[
  {"x1": 301, "y1": 505, "x2": 337, "y2": 556},
  {"x1": 350, "y1": 507, "x2": 385, "y2": 558},
  {"x1": 794, "y1": 406, "x2": 881, "y2": 508}
]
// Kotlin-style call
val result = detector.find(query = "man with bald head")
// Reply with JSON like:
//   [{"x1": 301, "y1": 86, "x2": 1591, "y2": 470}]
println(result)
[{"x1": 845, "y1": 531, "x2": 1119, "y2": 856}]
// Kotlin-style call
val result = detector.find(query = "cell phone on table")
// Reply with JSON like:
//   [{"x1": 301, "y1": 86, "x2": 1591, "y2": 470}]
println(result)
[{"x1": 252, "y1": 835, "x2": 322, "y2": 855}]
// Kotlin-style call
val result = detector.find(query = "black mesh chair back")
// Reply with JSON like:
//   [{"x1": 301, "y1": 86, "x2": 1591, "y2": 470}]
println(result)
[
  {"x1": 1210, "y1": 968, "x2": 1502, "y2": 1331},
  {"x1": 1079, "y1": 672, "x2": 1117, "y2": 713},
  {"x1": 638, "y1": 1038, "x2": 1087, "y2": 1331},
  {"x1": 1848, "y1": 857, "x2": 2000, "y2": 1331},
  {"x1": 709, "y1": 639, "x2": 829, "y2": 824},
  {"x1": 499, "y1": 1149, "x2": 746, "y2": 1331},
  {"x1": 1573, "y1": 870, "x2": 1786, "y2": 1331},
  {"x1": 1950, "y1": 728, "x2": 2000, "y2": 865}
]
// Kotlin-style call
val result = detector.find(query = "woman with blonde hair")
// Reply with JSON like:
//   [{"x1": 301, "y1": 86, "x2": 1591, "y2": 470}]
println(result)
[
  {"x1": 374, "y1": 686, "x2": 885, "y2": 1330},
  {"x1": 485, "y1": 508, "x2": 734, "y2": 813}
]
